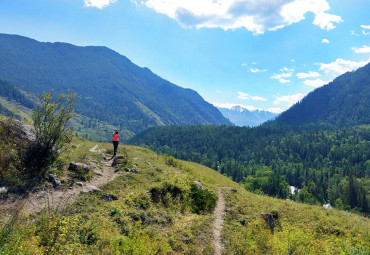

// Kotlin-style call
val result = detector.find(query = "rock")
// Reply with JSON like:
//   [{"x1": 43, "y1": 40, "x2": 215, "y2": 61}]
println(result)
[
  {"x1": 261, "y1": 213, "x2": 275, "y2": 234},
  {"x1": 0, "y1": 119, "x2": 36, "y2": 143},
  {"x1": 240, "y1": 219, "x2": 246, "y2": 226},
  {"x1": 0, "y1": 186, "x2": 8, "y2": 194},
  {"x1": 49, "y1": 174, "x2": 61, "y2": 188},
  {"x1": 193, "y1": 181, "x2": 204, "y2": 190},
  {"x1": 124, "y1": 168, "x2": 131, "y2": 172},
  {"x1": 131, "y1": 169, "x2": 140, "y2": 173},
  {"x1": 225, "y1": 187, "x2": 237, "y2": 192},
  {"x1": 68, "y1": 162, "x2": 90, "y2": 177},
  {"x1": 183, "y1": 237, "x2": 191, "y2": 244},
  {"x1": 81, "y1": 185, "x2": 100, "y2": 193},
  {"x1": 69, "y1": 162, "x2": 90, "y2": 172},
  {"x1": 146, "y1": 162, "x2": 150, "y2": 165},
  {"x1": 133, "y1": 158, "x2": 141, "y2": 161},
  {"x1": 76, "y1": 182, "x2": 83, "y2": 187},
  {"x1": 111, "y1": 156, "x2": 127, "y2": 167},
  {"x1": 101, "y1": 194, "x2": 118, "y2": 202},
  {"x1": 100, "y1": 153, "x2": 107, "y2": 160}
]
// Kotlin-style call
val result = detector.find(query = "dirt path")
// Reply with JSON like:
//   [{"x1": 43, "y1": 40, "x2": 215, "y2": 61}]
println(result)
[
  {"x1": 0, "y1": 145, "x2": 123, "y2": 218},
  {"x1": 213, "y1": 188, "x2": 226, "y2": 255}
]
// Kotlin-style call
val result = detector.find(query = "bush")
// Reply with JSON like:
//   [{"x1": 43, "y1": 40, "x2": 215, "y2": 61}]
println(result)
[
  {"x1": 26, "y1": 91, "x2": 75, "y2": 177},
  {"x1": 190, "y1": 184, "x2": 217, "y2": 214}
]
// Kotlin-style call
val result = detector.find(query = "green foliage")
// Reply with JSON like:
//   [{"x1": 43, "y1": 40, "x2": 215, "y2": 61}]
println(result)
[
  {"x1": 244, "y1": 166, "x2": 289, "y2": 198},
  {"x1": 149, "y1": 182, "x2": 186, "y2": 206},
  {"x1": 190, "y1": 184, "x2": 217, "y2": 214},
  {"x1": 130, "y1": 125, "x2": 370, "y2": 214},
  {"x1": 26, "y1": 91, "x2": 75, "y2": 176}
]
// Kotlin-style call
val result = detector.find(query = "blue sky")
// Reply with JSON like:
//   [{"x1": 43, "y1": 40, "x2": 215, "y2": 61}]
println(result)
[{"x1": 0, "y1": 0, "x2": 369, "y2": 113}]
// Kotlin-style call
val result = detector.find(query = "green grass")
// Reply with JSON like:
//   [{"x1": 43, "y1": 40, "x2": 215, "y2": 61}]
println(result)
[{"x1": 1, "y1": 138, "x2": 369, "y2": 254}]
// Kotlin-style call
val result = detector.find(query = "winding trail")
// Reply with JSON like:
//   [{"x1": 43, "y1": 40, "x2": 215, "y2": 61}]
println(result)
[
  {"x1": 0, "y1": 145, "x2": 123, "y2": 218},
  {"x1": 213, "y1": 188, "x2": 226, "y2": 255}
]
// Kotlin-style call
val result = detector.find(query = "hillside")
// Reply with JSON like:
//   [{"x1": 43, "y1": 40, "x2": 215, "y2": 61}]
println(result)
[
  {"x1": 1, "y1": 138, "x2": 369, "y2": 254},
  {"x1": 273, "y1": 62, "x2": 370, "y2": 127},
  {"x1": 217, "y1": 105, "x2": 276, "y2": 126},
  {"x1": 0, "y1": 33, "x2": 231, "y2": 139}
]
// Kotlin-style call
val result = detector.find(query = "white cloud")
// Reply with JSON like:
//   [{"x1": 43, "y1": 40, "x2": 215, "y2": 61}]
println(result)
[
  {"x1": 322, "y1": 38, "x2": 330, "y2": 43},
  {"x1": 304, "y1": 78, "x2": 327, "y2": 88},
  {"x1": 251, "y1": 96, "x2": 267, "y2": 101},
  {"x1": 267, "y1": 108, "x2": 284, "y2": 113},
  {"x1": 241, "y1": 63, "x2": 248, "y2": 67},
  {"x1": 141, "y1": 0, "x2": 342, "y2": 34},
  {"x1": 250, "y1": 68, "x2": 267, "y2": 73},
  {"x1": 312, "y1": 11, "x2": 342, "y2": 30},
  {"x1": 84, "y1": 0, "x2": 116, "y2": 8},
  {"x1": 271, "y1": 70, "x2": 293, "y2": 83},
  {"x1": 296, "y1": 71, "x2": 321, "y2": 79},
  {"x1": 319, "y1": 58, "x2": 369, "y2": 75},
  {"x1": 359, "y1": 25, "x2": 370, "y2": 36},
  {"x1": 216, "y1": 89, "x2": 222, "y2": 94},
  {"x1": 274, "y1": 93, "x2": 305, "y2": 106},
  {"x1": 237, "y1": 92, "x2": 267, "y2": 101},
  {"x1": 279, "y1": 78, "x2": 291, "y2": 83},
  {"x1": 280, "y1": 67, "x2": 294, "y2": 72},
  {"x1": 352, "y1": 45, "x2": 370, "y2": 53},
  {"x1": 237, "y1": 91, "x2": 250, "y2": 100}
]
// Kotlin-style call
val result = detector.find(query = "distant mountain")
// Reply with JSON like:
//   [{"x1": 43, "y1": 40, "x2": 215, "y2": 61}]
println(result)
[
  {"x1": 273, "y1": 62, "x2": 370, "y2": 127},
  {"x1": 0, "y1": 33, "x2": 231, "y2": 139},
  {"x1": 216, "y1": 105, "x2": 276, "y2": 126}
]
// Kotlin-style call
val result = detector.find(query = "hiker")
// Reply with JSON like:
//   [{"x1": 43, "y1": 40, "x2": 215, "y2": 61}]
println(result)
[{"x1": 112, "y1": 130, "x2": 120, "y2": 157}]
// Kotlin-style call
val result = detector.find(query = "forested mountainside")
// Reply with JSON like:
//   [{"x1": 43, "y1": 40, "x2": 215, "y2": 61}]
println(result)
[
  {"x1": 0, "y1": 79, "x2": 36, "y2": 109},
  {"x1": 130, "y1": 125, "x2": 370, "y2": 214},
  {"x1": 217, "y1": 106, "x2": 276, "y2": 126},
  {"x1": 0, "y1": 33, "x2": 231, "y2": 138},
  {"x1": 273, "y1": 62, "x2": 370, "y2": 127}
]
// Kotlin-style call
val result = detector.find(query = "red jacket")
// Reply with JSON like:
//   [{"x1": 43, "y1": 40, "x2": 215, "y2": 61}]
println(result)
[{"x1": 112, "y1": 133, "x2": 120, "y2": 142}]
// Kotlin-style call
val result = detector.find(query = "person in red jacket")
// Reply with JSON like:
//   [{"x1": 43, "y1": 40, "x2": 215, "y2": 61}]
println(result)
[{"x1": 112, "y1": 130, "x2": 120, "y2": 157}]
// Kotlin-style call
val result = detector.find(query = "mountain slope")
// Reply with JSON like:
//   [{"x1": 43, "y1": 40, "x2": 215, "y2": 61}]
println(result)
[
  {"x1": 0, "y1": 33, "x2": 231, "y2": 137},
  {"x1": 273, "y1": 62, "x2": 370, "y2": 127},
  {"x1": 1, "y1": 138, "x2": 369, "y2": 254},
  {"x1": 217, "y1": 105, "x2": 276, "y2": 126}
]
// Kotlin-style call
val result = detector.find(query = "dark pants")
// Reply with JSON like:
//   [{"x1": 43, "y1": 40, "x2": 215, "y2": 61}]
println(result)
[{"x1": 112, "y1": 141, "x2": 119, "y2": 156}]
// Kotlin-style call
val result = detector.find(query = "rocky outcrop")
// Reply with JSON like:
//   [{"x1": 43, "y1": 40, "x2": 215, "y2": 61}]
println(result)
[
  {"x1": 0, "y1": 118, "x2": 36, "y2": 143},
  {"x1": 193, "y1": 181, "x2": 204, "y2": 190},
  {"x1": 49, "y1": 174, "x2": 61, "y2": 188}
]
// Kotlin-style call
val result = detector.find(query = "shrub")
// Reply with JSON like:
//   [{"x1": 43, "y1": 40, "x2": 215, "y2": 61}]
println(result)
[
  {"x1": 190, "y1": 184, "x2": 217, "y2": 214},
  {"x1": 26, "y1": 91, "x2": 75, "y2": 177}
]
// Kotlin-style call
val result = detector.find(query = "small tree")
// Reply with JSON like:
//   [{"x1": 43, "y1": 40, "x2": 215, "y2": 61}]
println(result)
[{"x1": 27, "y1": 91, "x2": 75, "y2": 176}]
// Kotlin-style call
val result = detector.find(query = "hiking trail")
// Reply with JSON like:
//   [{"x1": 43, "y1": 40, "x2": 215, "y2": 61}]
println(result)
[
  {"x1": 213, "y1": 188, "x2": 226, "y2": 255},
  {"x1": 0, "y1": 145, "x2": 123, "y2": 218}
]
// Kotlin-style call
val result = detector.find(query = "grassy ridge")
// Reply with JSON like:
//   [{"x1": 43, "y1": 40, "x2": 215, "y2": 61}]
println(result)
[{"x1": 1, "y1": 138, "x2": 369, "y2": 254}]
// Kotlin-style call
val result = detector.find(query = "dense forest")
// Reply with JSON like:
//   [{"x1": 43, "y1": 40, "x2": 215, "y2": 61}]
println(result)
[{"x1": 130, "y1": 125, "x2": 370, "y2": 214}]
